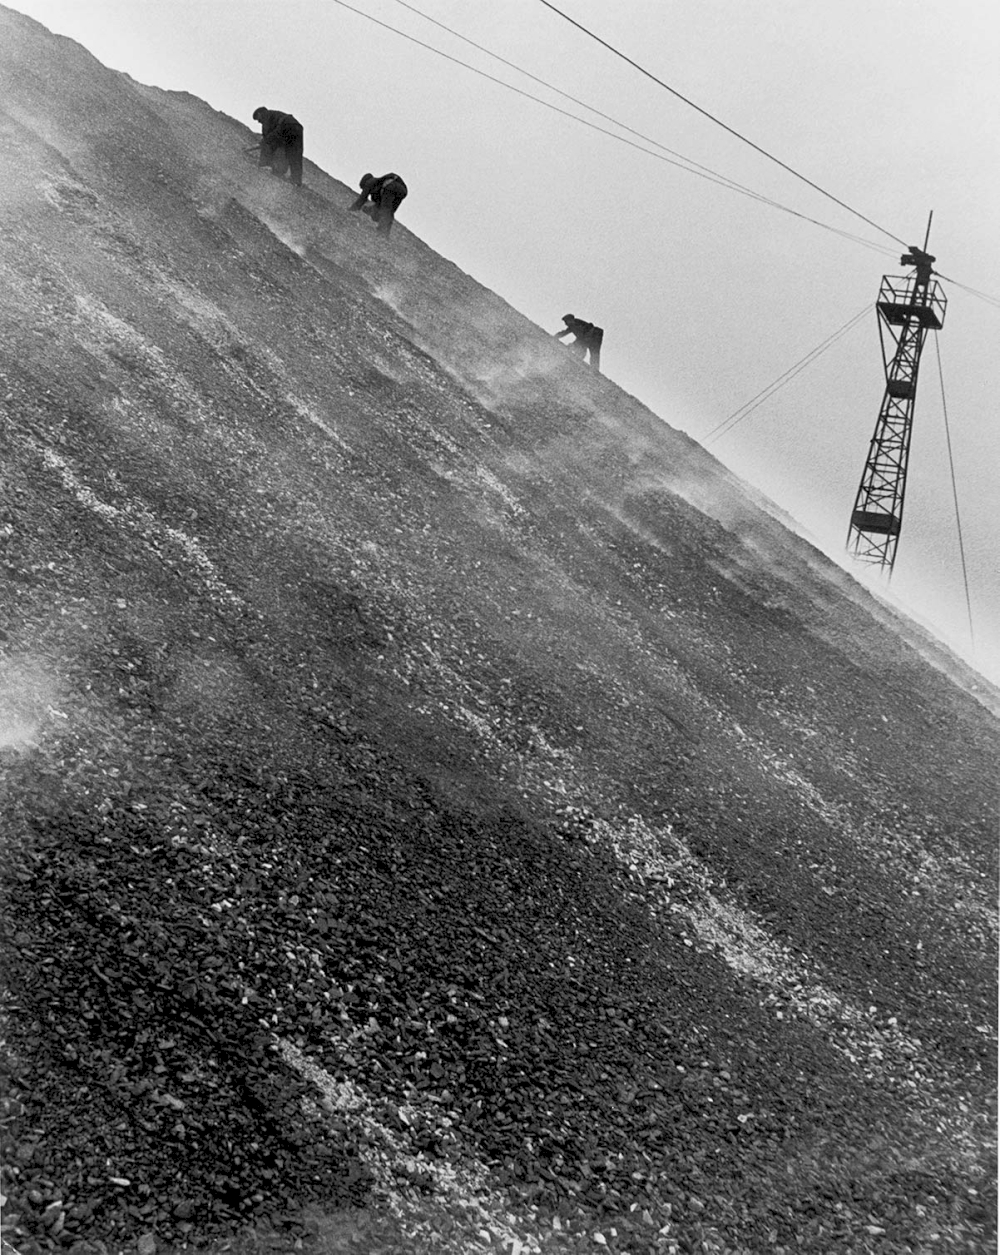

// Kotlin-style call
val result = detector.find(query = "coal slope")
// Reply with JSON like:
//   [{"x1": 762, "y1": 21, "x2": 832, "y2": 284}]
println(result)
[{"x1": 0, "y1": 9, "x2": 996, "y2": 1255}]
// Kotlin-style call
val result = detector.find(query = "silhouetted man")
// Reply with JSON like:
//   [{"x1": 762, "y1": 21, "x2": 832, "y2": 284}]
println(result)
[
  {"x1": 554, "y1": 314, "x2": 603, "y2": 372},
  {"x1": 349, "y1": 173, "x2": 408, "y2": 236},
  {"x1": 253, "y1": 107, "x2": 304, "y2": 186}
]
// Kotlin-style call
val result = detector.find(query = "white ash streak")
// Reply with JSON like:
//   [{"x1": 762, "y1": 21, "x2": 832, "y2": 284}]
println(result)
[
  {"x1": 434, "y1": 463, "x2": 525, "y2": 522},
  {"x1": 74, "y1": 295, "x2": 213, "y2": 421},
  {"x1": 284, "y1": 394, "x2": 353, "y2": 451},
  {"x1": 278, "y1": 1039, "x2": 549, "y2": 1252},
  {"x1": 38, "y1": 446, "x2": 244, "y2": 614},
  {"x1": 721, "y1": 716, "x2": 996, "y2": 940},
  {"x1": 600, "y1": 811, "x2": 951, "y2": 1085},
  {"x1": 382, "y1": 627, "x2": 956, "y2": 1085}
]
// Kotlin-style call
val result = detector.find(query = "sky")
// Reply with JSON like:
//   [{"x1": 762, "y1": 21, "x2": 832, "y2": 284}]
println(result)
[{"x1": 10, "y1": 0, "x2": 1000, "y2": 686}]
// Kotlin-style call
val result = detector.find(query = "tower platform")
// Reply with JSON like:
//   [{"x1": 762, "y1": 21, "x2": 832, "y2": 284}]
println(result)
[
  {"x1": 876, "y1": 301, "x2": 943, "y2": 330},
  {"x1": 851, "y1": 509, "x2": 901, "y2": 536}
]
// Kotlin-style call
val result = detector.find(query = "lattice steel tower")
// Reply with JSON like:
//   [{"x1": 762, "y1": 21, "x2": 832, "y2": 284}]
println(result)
[{"x1": 847, "y1": 239, "x2": 946, "y2": 573}]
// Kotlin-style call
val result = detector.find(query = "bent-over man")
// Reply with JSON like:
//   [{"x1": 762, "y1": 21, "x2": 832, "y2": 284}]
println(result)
[
  {"x1": 349, "y1": 172, "x2": 408, "y2": 236},
  {"x1": 554, "y1": 314, "x2": 603, "y2": 373},
  {"x1": 253, "y1": 107, "x2": 304, "y2": 186}
]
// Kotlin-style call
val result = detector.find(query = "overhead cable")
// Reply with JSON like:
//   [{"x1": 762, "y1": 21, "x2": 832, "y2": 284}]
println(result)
[
  {"x1": 389, "y1": 0, "x2": 894, "y2": 257},
  {"x1": 332, "y1": 0, "x2": 896, "y2": 257},
  {"x1": 933, "y1": 333, "x2": 976, "y2": 652},
  {"x1": 935, "y1": 275, "x2": 1000, "y2": 311},
  {"x1": 389, "y1": 0, "x2": 762, "y2": 194},
  {"x1": 537, "y1": 0, "x2": 910, "y2": 249},
  {"x1": 706, "y1": 306, "x2": 870, "y2": 443}
]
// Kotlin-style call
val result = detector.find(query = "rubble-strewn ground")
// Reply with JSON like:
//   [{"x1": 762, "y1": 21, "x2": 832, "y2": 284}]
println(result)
[{"x1": 0, "y1": 8, "x2": 996, "y2": 1254}]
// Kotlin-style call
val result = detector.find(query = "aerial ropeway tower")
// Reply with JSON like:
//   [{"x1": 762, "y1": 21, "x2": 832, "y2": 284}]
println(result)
[{"x1": 847, "y1": 232, "x2": 947, "y2": 574}]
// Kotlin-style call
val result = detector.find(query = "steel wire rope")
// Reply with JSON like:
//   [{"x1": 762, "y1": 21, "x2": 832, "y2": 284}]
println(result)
[
  {"x1": 933, "y1": 332, "x2": 976, "y2": 652},
  {"x1": 329, "y1": 0, "x2": 896, "y2": 257},
  {"x1": 399, "y1": 3, "x2": 1000, "y2": 302},
  {"x1": 935, "y1": 275, "x2": 1000, "y2": 311},
  {"x1": 537, "y1": 0, "x2": 910, "y2": 249},
  {"x1": 705, "y1": 306, "x2": 870, "y2": 444},
  {"x1": 388, "y1": 0, "x2": 897, "y2": 258}
]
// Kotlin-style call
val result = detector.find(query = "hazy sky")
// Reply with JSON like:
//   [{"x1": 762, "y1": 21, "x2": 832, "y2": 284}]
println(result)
[{"x1": 10, "y1": 0, "x2": 1000, "y2": 684}]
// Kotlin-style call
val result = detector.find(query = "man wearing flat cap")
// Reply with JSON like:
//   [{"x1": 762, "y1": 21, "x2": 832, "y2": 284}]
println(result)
[{"x1": 252, "y1": 107, "x2": 304, "y2": 186}]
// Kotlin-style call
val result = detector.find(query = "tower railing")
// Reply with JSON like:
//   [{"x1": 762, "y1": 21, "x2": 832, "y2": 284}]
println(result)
[{"x1": 876, "y1": 275, "x2": 946, "y2": 330}]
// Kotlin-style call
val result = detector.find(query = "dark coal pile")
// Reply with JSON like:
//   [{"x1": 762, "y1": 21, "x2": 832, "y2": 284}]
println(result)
[{"x1": 1, "y1": 6, "x2": 996, "y2": 1254}]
